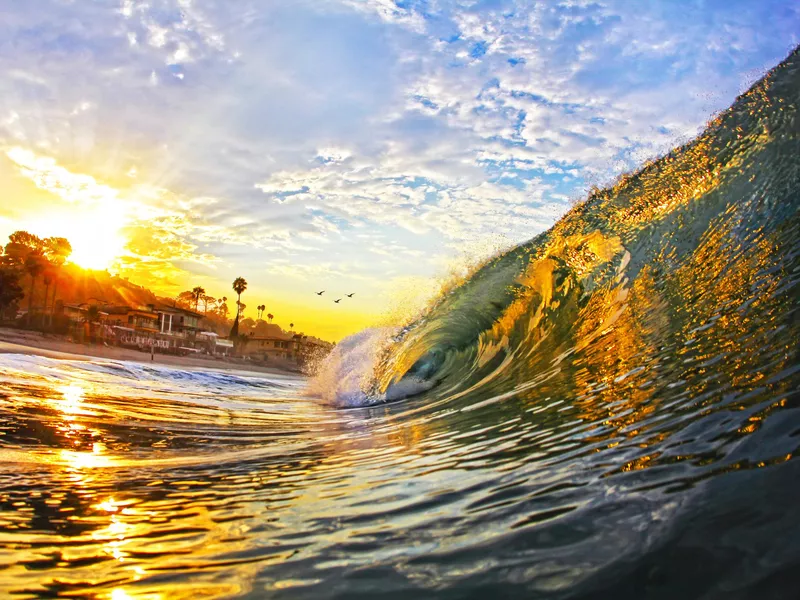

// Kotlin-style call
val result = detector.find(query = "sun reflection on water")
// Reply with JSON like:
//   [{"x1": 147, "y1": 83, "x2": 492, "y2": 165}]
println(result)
[{"x1": 55, "y1": 383, "x2": 92, "y2": 417}]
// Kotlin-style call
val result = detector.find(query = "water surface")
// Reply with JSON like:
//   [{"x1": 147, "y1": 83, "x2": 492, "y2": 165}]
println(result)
[{"x1": 1, "y1": 46, "x2": 799, "y2": 600}]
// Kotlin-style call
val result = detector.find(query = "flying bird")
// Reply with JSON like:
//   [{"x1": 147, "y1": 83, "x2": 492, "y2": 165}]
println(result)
[
  {"x1": 316, "y1": 290, "x2": 325, "y2": 295},
  {"x1": 346, "y1": 293, "x2": 355, "y2": 298},
  {"x1": 334, "y1": 298, "x2": 342, "y2": 303}
]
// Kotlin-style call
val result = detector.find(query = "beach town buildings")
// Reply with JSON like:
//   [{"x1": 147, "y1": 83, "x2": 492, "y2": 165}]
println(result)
[
  {"x1": 57, "y1": 302, "x2": 326, "y2": 364},
  {"x1": 238, "y1": 323, "x2": 294, "y2": 362},
  {"x1": 237, "y1": 324, "x2": 333, "y2": 367},
  {"x1": 59, "y1": 302, "x2": 227, "y2": 355}
]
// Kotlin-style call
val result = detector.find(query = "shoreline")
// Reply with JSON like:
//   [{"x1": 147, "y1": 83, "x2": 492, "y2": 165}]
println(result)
[{"x1": 0, "y1": 327, "x2": 302, "y2": 377}]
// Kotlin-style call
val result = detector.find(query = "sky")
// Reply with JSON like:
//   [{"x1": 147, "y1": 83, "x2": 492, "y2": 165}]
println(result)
[{"x1": 0, "y1": 0, "x2": 797, "y2": 340}]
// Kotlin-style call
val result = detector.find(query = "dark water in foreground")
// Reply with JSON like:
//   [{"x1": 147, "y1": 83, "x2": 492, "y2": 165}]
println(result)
[{"x1": 1, "y1": 50, "x2": 800, "y2": 599}]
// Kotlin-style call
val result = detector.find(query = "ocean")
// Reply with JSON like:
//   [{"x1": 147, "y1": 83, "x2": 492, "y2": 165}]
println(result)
[{"x1": 1, "y1": 47, "x2": 799, "y2": 599}]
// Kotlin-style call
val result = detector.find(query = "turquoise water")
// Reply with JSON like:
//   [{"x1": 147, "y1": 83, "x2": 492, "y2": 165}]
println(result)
[{"x1": 0, "y1": 48, "x2": 799, "y2": 599}]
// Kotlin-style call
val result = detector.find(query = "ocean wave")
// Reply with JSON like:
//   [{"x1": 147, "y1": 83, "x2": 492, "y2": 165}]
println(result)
[{"x1": 315, "y1": 47, "x2": 800, "y2": 418}]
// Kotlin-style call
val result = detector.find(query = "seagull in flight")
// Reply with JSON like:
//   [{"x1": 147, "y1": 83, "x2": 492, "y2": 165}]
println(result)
[
  {"x1": 316, "y1": 290, "x2": 325, "y2": 295},
  {"x1": 346, "y1": 293, "x2": 355, "y2": 298},
  {"x1": 334, "y1": 298, "x2": 342, "y2": 303}
]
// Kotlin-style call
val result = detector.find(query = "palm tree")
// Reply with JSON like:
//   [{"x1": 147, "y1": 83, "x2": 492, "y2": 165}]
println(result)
[
  {"x1": 229, "y1": 278, "x2": 247, "y2": 339},
  {"x1": 86, "y1": 305, "x2": 100, "y2": 323},
  {"x1": 42, "y1": 270, "x2": 53, "y2": 329},
  {"x1": 24, "y1": 252, "x2": 45, "y2": 316},
  {"x1": 267, "y1": 313, "x2": 274, "y2": 323},
  {"x1": 289, "y1": 322, "x2": 294, "y2": 330},
  {"x1": 0, "y1": 269, "x2": 23, "y2": 320},
  {"x1": 48, "y1": 274, "x2": 59, "y2": 326},
  {"x1": 44, "y1": 237, "x2": 71, "y2": 324},
  {"x1": 85, "y1": 305, "x2": 100, "y2": 344},
  {"x1": 192, "y1": 286, "x2": 205, "y2": 312},
  {"x1": 232, "y1": 278, "x2": 247, "y2": 312}
]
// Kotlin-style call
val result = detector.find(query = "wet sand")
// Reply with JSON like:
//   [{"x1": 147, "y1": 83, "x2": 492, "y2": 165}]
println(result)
[{"x1": 0, "y1": 328, "x2": 299, "y2": 376}]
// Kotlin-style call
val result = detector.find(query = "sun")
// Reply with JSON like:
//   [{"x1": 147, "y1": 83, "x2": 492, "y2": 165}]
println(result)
[
  {"x1": 67, "y1": 210, "x2": 128, "y2": 271},
  {"x1": 69, "y1": 232, "x2": 126, "y2": 271},
  {"x1": 26, "y1": 206, "x2": 128, "y2": 272},
  {"x1": 6, "y1": 146, "x2": 130, "y2": 271}
]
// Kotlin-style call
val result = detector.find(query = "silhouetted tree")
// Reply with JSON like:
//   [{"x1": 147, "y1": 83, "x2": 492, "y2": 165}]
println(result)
[
  {"x1": 176, "y1": 290, "x2": 195, "y2": 308},
  {"x1": 42, "y1": 270, "x2": 53, "y2": 327},
  {"x1": 86, "y1": 305, "x2": 100, "y2": 323},
  {"x1": 229, "y1": 278, "x2": 247, "y2": 339},
  {"x1": 232, "y1": 278, "x2": 247, "y2": 308},
  {"x1": 0, "y1": 268, "x2": 23, "y2": 319},
  {"x1": 43, "y1": 237, "x2": 71, "y2": 323},
  {"x1": 1, "y1": 233, "x2": 72, "y2": 327},
  {"x1": 192, "y1": 286, "x2": 205, "y2": 312},
  {"x1": 5, "y1": 231, "x2": 44, "y2": 262},
  {"x1": 229, "y1": 277, "x2": 247, "y2": 338},
  {"x1": 3, "y1": 231, "x2": 42, "y2": 272},
  {"x1": 85, "y1": 305, "x2": 100, "y2": 344},
  {"x1": 24, "y1": 252, "x2": 45, "y2": 315}
]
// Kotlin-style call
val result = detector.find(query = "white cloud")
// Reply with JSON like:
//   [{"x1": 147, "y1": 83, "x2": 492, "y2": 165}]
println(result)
[{"x1": 335, "y1": 0, "x2": 427, "y2": 32}]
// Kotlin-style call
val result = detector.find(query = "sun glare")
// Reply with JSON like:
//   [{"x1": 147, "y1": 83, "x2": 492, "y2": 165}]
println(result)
[
  {"x1": 6, "y1": 147, "x2": 130, "y2": 271},
  {"x1": 27, "y1": 208, "x2": 128, "y2": 271},
  {"x1": 68, "y1": 218, "x2": 127, "y2": 271}
]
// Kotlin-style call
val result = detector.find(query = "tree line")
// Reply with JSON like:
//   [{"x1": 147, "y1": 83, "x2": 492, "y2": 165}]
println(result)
[
  {"x1": 0, "y1": 230, "x2": 72, "y2": 323},
  {"x1": 0, "y1": 230, "x2": 297, "y2": 339},
  {"x1": 177, "y1": 277, "x2": 295, "y2": 339}
]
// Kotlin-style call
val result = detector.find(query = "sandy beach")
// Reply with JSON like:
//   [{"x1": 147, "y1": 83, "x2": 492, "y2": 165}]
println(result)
[{"x1": 0, "y1": 327, "x2": 301, "y2": 376}]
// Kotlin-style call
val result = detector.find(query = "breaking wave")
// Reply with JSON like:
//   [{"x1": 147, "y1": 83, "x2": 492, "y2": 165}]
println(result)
[{"x1": 320, "y1": 48, "x2": 800, "y2": 419}]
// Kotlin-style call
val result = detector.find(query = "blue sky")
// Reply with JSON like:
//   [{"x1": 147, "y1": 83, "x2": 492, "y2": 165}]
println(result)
[{"x1": 0, "y1": 0, "x2": 798, "y2": 338}]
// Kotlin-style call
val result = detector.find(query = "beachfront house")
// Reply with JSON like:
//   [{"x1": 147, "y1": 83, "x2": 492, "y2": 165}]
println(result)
[
  {"x1": 237, "y1": 324, "x2": 333, "y2": 367},
  {"x1": 92, "y1": 304, "x2": 214, "y2": 354},
  {"x1": 238, "y1": 323, "x2": 295, "y2": 363},
  {"x1": 102, "y1": 305, "x2": 161, "y2": 349},
  {"x1": 154, "y1": 305, "x2": 207, "y2": 353},
  {"x1": 61, "y1": 303, "x2": 111, "y2": 343}
]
